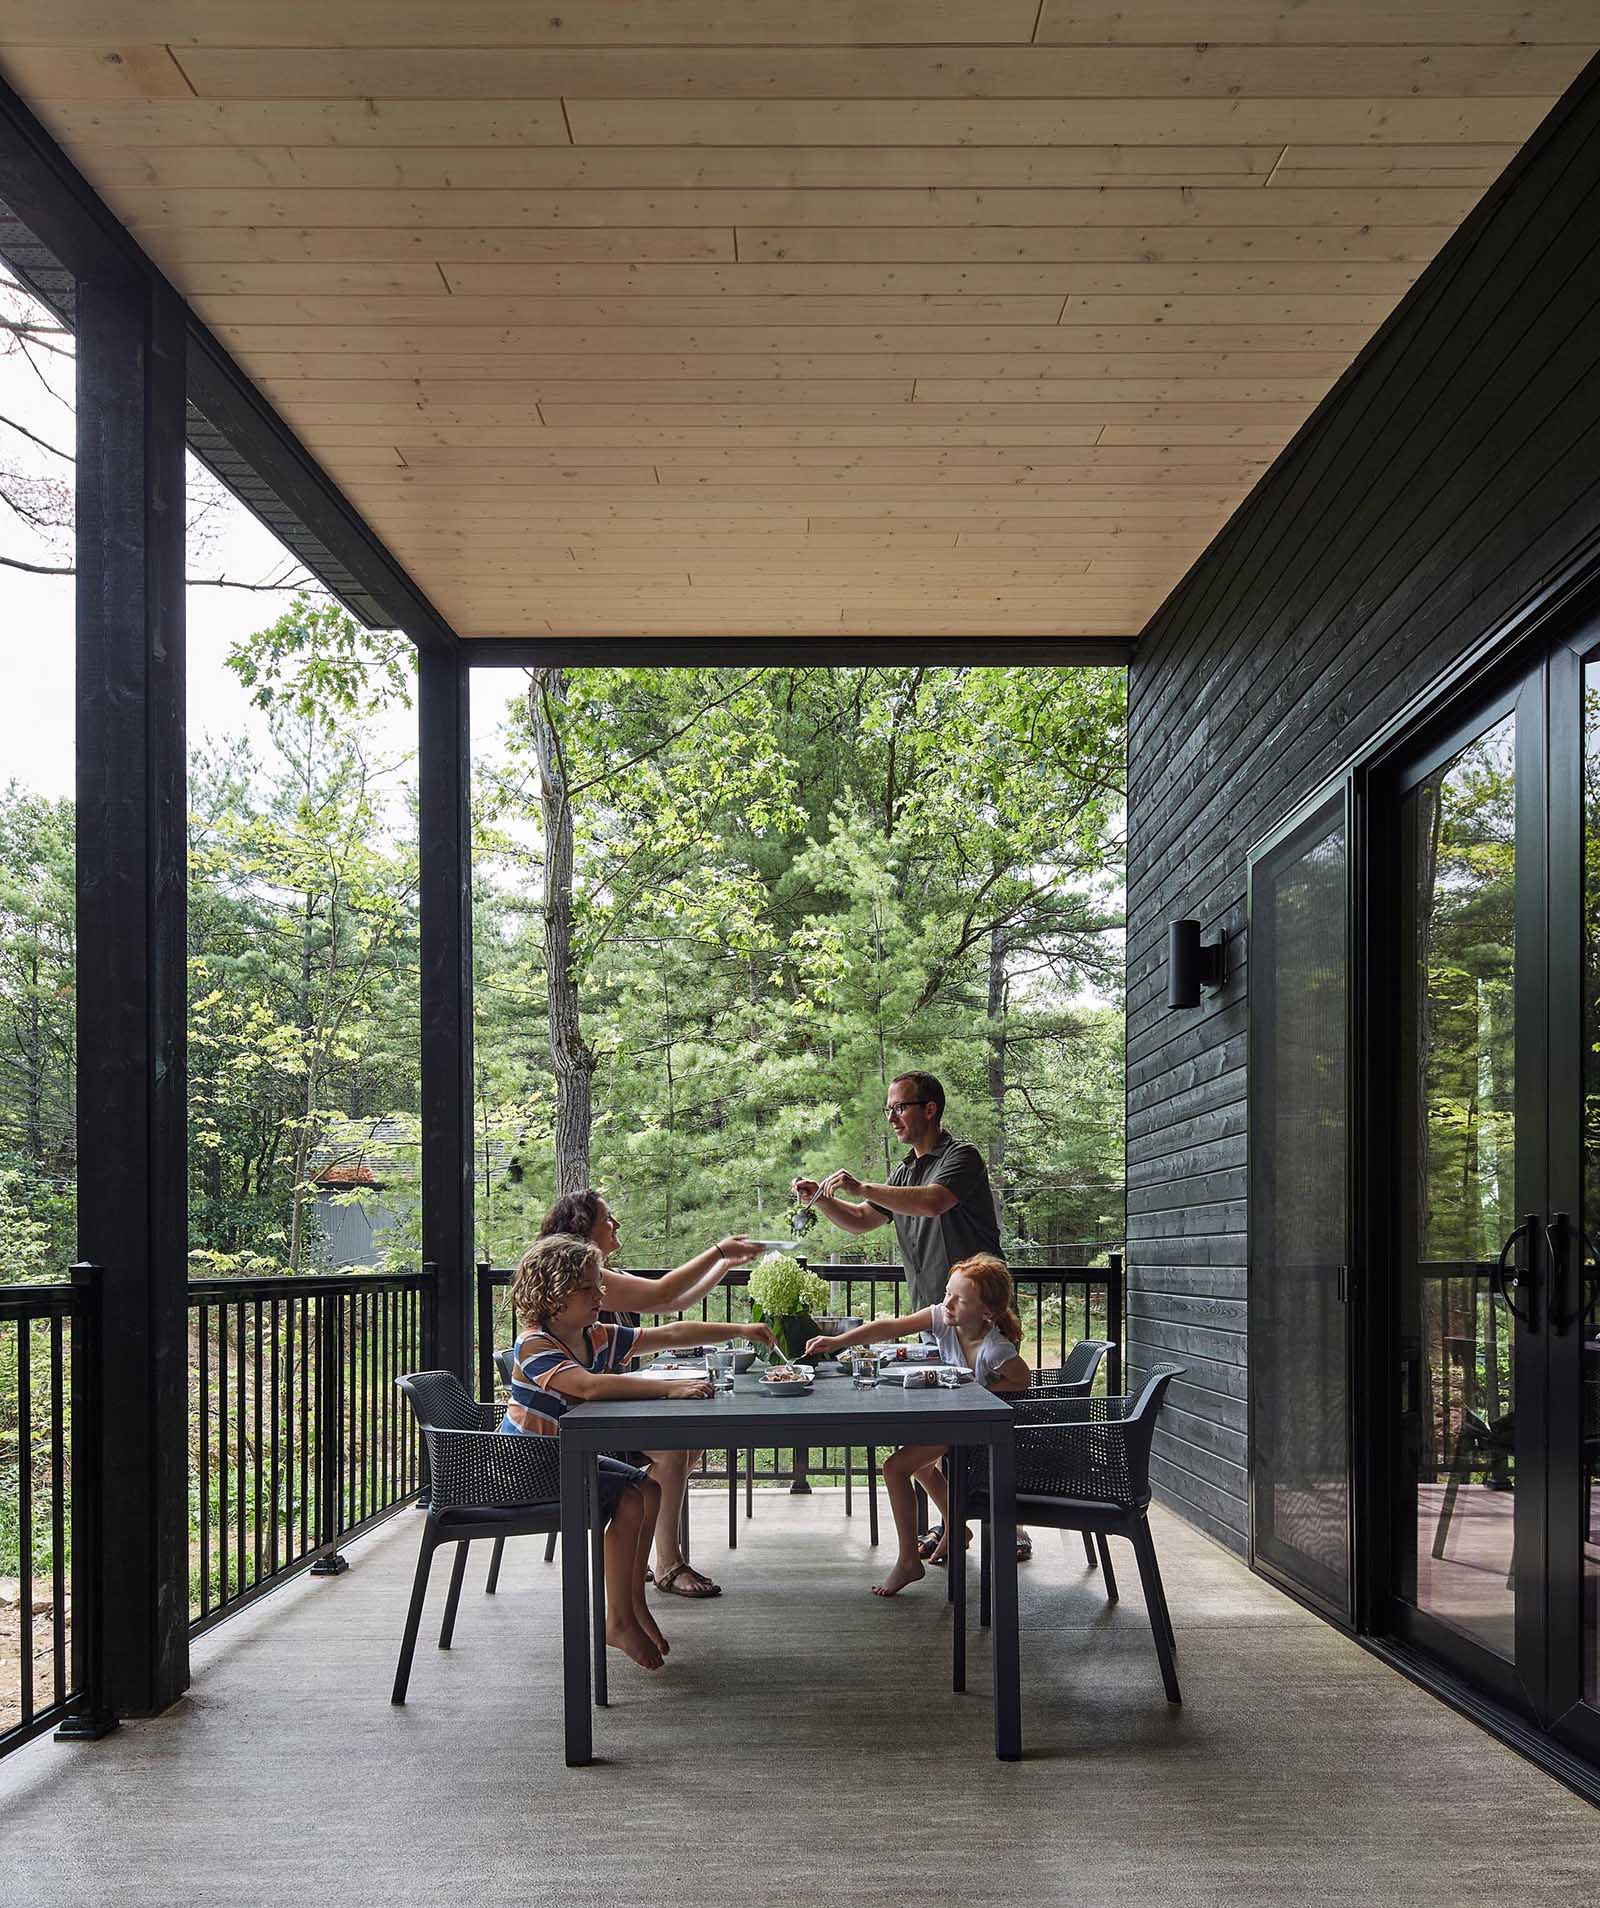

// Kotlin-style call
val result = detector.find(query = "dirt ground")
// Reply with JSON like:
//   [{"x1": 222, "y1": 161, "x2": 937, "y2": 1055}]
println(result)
[{"x1": 0, "y1": 1589, "x2": 66, "y2": 1735}]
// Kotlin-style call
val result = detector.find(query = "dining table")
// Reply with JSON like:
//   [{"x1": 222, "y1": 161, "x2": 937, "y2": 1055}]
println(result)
[{"x1": 556, "y1": 1371, "x2": 1021, "y2": 1763}]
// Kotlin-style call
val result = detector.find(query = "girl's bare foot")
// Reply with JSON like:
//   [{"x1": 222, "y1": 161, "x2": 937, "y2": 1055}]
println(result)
[
  {"x1": 871, "y1": 1557, "x2": 926, "y2": 1597},
  {"x1": 635, "y1": 1602, "x2": 670, "y2": 1654},
  {"x1": 605, "y1": 1618, "x2": 664, "y2": 1671}
]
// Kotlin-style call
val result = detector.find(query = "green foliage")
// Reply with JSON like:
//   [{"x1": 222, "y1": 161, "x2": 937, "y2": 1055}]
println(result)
[{"x1": 472, "y1": 664, "x2": 1127, "y2": 1267}]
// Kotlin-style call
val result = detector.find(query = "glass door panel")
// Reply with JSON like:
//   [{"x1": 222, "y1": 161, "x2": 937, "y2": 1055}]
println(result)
[
  {"x1": 1248, "y1": 792, "x2": 1351, "y2": 1617},
  {"x1": 1399, "y1": 706, "x2": 1523, "y2": 1667}
]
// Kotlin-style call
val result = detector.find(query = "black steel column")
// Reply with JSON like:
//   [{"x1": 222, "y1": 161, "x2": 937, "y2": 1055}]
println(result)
[
  {"x1": 75, "y1": 273, "x2": 190, "y2": 1715},
  {"x1": 418, "y1": 651, "x2": 474, "y2": 1381}
]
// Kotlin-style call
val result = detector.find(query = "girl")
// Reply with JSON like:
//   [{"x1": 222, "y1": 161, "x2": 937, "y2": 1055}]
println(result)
[
  {"x1": 537, "y1": 1189, "x2": 763, "y2": 1598},
  {"x1": 501, "y1": 1233, "x2": 777, "y2": 1670},
  {"x1": 806, "y1": 1253, "x2": 1028, "y2": 1598}
]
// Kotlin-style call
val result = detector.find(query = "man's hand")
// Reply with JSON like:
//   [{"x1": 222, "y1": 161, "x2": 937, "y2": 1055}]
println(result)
[
  {"x1": 739, "y1": 1322, "x2": 779, "y2": 1351},
  {"x1": 717, "y1": 1234, "x2": 762, "y2": 1265},
  {"x1": 665, "y1": 1377, "x2": 714, "y2": 1399},
  {"x1": 790, "y1": 1176, "x2": 820, "y2": 1204},
  {"x1": 819, "y1": 1168, "x2": 864, "y2": 1199}
]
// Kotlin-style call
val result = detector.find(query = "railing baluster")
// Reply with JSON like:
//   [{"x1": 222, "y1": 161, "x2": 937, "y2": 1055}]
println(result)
[
  {"x1": 50, "y1": 1313, "x2": 66, "y2": 1708},
  {"x1": 18, "y1": 1319, "x2": 34, "y2": 1725},
  {"x1": 199, "y1": 1299, "x2": 210, "y2": 1619}
]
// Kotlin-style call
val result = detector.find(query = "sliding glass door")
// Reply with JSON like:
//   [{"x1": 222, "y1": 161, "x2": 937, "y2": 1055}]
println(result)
[{"x1": 1380, "y1": 616, "x2": 1600, "y2": 1755}]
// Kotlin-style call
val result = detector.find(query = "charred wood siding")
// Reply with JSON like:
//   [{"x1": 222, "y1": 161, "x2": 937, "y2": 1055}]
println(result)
[{"x1": 1124, "y1": 54, "x2": 1600, "y2": 1555}]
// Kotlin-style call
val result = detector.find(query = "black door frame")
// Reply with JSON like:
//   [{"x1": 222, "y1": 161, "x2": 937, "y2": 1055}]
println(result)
[{"x1": 1340, "y1": 565, "x2": 1600, "y2": 1787}]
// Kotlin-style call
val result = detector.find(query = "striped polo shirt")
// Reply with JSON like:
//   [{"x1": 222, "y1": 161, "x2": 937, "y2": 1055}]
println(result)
[{"x1": 499, "y1": 1320, "x2": 639, "y2": 1436}]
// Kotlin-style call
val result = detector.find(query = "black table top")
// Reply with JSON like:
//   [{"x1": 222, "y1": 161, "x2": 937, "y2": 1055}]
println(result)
[{"x1": 557, "y1": 1371, "x2": 1013, "y2": 1448}]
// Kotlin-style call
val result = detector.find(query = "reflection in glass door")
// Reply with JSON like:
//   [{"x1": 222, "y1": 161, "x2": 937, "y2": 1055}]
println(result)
[{"x1": 1397, "y1": 700, "x2": 1526, "y2": 1676}]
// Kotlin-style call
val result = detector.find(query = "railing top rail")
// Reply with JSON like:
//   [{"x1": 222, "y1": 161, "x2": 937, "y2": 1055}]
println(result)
[
  {"x1": 477, "y1": 1257, "x2": 1122, "y2": 1285},
  {"x1": 186, "y1": 1267, "x2": 435, "y2": 1300},
  {"x1": 0, "y1": 1283, "x2": 85, "y2": 1319}
]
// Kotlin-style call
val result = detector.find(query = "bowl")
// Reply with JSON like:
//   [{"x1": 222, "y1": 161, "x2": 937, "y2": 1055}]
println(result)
[
  {"x1": 760, "y1": 1363, "x2": 814, "y2": 1396},
  {"x1": 731, "y1": 1348, "x2": 760, "y2": 1373},
  {"x1": 812, "y1": 1315, "x2": 863, "y2": 1337}
]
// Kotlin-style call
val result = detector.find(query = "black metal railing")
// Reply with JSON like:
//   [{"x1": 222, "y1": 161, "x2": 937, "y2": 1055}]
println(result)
[
  {"x1": 187, "y1": 1266, "x2": 433, "y2": 1633},
  {"x1": 475, "y1": 1252, "x2": 1123, "y2": 1491},
  {"x1": 0, "y1": 1267, "x2": 104, "y2": 1759},
  {"x1": 1416, "y1": 1261, "x2": 1510, "y2": 1483}
]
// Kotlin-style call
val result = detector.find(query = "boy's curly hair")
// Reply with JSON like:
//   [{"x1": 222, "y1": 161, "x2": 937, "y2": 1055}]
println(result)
[{"x1": 511, "y1": 1232, "x2": 605, "y2": 1331}]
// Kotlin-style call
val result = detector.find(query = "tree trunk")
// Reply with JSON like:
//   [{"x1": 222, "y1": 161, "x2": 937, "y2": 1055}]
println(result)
[
  {"x1": 987, "y1": 921, "x2": 1008, "y2": 1200},
  {"x1": 529, "y1": 668, "x2": 596, "y2": 1193}
]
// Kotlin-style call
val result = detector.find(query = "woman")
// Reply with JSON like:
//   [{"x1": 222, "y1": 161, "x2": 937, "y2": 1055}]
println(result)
[{"x1": 538, "y1": 1188, "x2": 761, "y2": 1598}]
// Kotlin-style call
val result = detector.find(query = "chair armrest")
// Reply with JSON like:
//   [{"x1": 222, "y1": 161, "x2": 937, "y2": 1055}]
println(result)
[{"x1": 423, "y1": 1425, "x2": 563, "y2": 1510}]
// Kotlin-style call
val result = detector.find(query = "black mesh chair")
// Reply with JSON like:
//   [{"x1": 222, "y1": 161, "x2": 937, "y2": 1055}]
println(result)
[
  {"x1": 491, "y1": 1346, "x2": 559, "y2": 1578},
  {"x1": 1025, "y1": 1338, "x2": 1116, "y2": 1568},
  {"x1": 392, "y1": 1370, "x2": 588, "y2": 1706},
  {"x1": 969, "y1": 1362, "x2": 1186, "y2": 1704},
  {"x1": 1029, "y1": 1337, "x2": 1115, "y2": 1396}
]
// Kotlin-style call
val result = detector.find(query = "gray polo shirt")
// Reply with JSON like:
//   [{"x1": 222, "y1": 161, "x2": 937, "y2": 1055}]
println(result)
[{"x1": 869, "y1": 1131, "x2": 1001, "y2": 1312}]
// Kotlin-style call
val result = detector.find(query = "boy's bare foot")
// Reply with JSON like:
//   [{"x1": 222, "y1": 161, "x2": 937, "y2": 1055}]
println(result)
[
  {"x1": 871, "y1": 1557, "x2": 926, "y2": 1597},
  {"x1": 605, "y1": 1618, "x2": 664, "y2": 1671},
  {"x1": 927, "y1": 1524, "x2": 972, "y2": 1565},
  {"x1": 635, "y1": 1602, "x2": 670, "y2": 1654}
]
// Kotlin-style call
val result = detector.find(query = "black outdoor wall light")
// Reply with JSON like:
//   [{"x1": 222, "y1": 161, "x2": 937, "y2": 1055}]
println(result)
[{"x1": 1166, "y1": 919, "x2": 1228, "y2": 1008}]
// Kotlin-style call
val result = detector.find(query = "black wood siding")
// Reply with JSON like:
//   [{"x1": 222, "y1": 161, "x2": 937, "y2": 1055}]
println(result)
[{"x1": 1124, "y1": 54, "x2": 1600, "y2": 1556}]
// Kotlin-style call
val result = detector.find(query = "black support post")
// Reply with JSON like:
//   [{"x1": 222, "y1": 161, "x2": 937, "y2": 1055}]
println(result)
[
  {"x1": 418, "y1": 652, "x2": 474, "y2": 1382},
  {"x1": 74, "y1": 273, "x2": 190, "y2": 1715}
]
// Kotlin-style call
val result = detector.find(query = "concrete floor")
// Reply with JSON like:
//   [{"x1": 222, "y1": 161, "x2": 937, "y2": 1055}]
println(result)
[{"x1": 2, "y1": 1491, "x2": 1597, "y2": 1907}]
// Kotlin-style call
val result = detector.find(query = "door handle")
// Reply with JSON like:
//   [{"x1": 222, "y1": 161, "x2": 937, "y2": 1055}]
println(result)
[
  {"x1": 1545, "y1": 1213, "x2": 1600, "y2": 1334},
  {"x1": 1492, "y1": 1214, "x2": 1539, "y2": 1328}
]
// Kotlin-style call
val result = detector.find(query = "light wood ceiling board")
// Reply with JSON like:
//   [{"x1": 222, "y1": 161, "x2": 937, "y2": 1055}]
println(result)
[
  {"x1": 563, "y1": 98, "x2": 1546, "y2": 146},
  {"x1": 104, "y1": 185, "x2": 1490, "y2": 227},
  {"x1": 296, "y1": 399, "x2": 1304, "y2": 426},
  {"x1": 210, "y1": 325, "x2": 1384, "y2": 355},
  {"x1": 2, "y1": 4, "x2": 1046, "y2": 51},
  {"x1": 85, "y1": 145, "x2": 1289, "y2": 192},
  {"x1": 189, "y1": 293, "x2": 1076, "y2": 327},
  {"x1": 244, "y1": 352, "x2": 1365, "y2": 384},
  {"x1": 0, "y1": 44, "x2": 192, "y2": 98},
  {"x1": 737, "y1": 226, "x2": 1462, "y2": 262},
  {"x1": 432, "y1": 262, "x2": 1426, "y2": 296},
  {"x1": 262, "y1": 374, "x2": 1340, "y2": 406},
  {"x1": 31, "y1": 39, "x2": 1588, "y2": 94},
  {"x1": 1034, "y1": 3, "x2": 1600, "y2": 45},
  {"x1": 138, "y1": 224, "x2": 1460, "y2": 266}
]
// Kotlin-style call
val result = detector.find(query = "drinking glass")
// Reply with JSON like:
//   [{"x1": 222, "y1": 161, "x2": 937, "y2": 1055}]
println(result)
[
  {"x1": 706, "y1": 1350, "x2": 736, "y2": 1396},
  {"x1": 851, "y1": 1349, "x2": 879, "y2": 1390}
]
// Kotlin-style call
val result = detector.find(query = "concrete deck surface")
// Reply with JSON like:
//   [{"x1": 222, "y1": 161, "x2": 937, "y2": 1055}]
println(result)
[{"x1": 2, "y1": 1492, "x2": 1596, "y2": 1907}]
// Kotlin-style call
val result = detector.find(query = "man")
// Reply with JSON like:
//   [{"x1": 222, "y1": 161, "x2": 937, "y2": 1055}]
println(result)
[{"x1": 792, "y1": 1070, "x2": 1000, "y2": 1313}]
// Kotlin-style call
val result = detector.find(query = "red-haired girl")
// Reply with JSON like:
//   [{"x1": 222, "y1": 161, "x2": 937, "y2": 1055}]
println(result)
[{"x1": 806, "y1": 1253, "x2": 1028, "y2": 1597}]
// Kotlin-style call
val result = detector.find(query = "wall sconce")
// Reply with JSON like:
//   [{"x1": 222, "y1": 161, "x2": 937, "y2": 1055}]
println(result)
[{"x1": 1167, "y1": 919, "x2": 1227, "y2": 1009}]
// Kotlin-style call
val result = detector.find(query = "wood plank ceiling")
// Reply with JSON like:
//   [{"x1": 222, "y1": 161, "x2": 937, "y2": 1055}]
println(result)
[{"x1": 2, "y1": 5, "x2": 1596, "y2": 641}]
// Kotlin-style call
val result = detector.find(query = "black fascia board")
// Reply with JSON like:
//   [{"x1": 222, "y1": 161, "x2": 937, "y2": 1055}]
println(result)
[
  {"x1": 459, "y1": 636, "x2": 1136, "y2": 668},
  {"x1": 0, "y1": 73, "x2": 459, "y2": 653}
]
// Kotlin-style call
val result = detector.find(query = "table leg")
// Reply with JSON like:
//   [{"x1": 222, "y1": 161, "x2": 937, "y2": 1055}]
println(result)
[
  {"x1": 727, "y1": 1447, "x2": 738, "y2": 1549},
  {"x1": 560, "y1": 1436, "x2": 593, "y2": 1767},
  {"x1": 988, "y1": 1432, "x2": 1021, "y2": 1761},
  {"x1": 588, "y1": 1457, "x2": 607, "y2": 1708},
  {"x1": 950, "y1": 1446, "x2": 966, "y2": 1693}
]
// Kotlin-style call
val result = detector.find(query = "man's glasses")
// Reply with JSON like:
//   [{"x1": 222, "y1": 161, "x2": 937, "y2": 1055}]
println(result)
[{"x1": 885, "y1": 1100, "x2": 931, "y2": 1117}]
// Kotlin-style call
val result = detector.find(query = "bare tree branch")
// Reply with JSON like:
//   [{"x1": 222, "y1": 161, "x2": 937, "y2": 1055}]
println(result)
[
  {"x1": 0, "y1": 550, "x2": 324, "y2": 593},
  {"x1": 0, "y1": 409, "x2": 71, "y2": 461}
]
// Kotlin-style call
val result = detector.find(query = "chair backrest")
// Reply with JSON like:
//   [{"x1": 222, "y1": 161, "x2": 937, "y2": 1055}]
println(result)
[
  {"x1": 1034, "y1": 1338, "x2": 1114, "y2": 1392},
  {"x1": 494, "y1": 1345, "x2": 515, "y2": 1391},
  {"x1": 1120, "y1": 1363, "x2": 1185, "y2": 1501},
  {"x1": 395, "y1": 1369, "x2": 482, "y2": 1434}
]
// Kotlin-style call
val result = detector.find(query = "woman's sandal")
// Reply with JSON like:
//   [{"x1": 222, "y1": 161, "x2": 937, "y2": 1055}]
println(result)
[
  {"x1": 654, "y1": 1561, "x2": 722, "y2": 1598},
  {"x1": 916, "y1": 1526, "x2": 945, "y2": 1561}
]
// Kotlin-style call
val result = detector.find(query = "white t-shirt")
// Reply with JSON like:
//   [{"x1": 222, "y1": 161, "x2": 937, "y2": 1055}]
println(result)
[{"x1": 924, "y1": 1314, "x2": 1021, "y2": 1389}]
